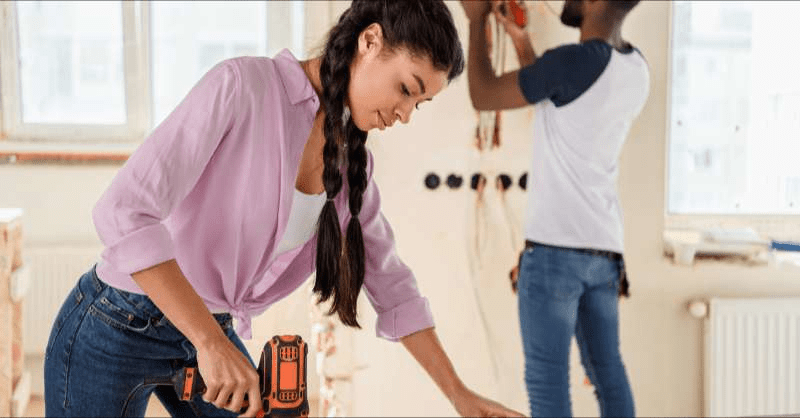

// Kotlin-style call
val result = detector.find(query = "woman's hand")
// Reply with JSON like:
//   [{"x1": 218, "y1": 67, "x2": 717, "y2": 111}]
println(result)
[
  {"x1": 401, "y1": 329, "x2": 524, "y2": 417},
  {"x1": 451, "y1": 385, "x2": 525, "y2": 417},
  {"x1": 130, "y1": 260, "x2": 262, "y2": 417},
  {"x1": 196, "y1": 335, "x2": 261, "y2": 418}
]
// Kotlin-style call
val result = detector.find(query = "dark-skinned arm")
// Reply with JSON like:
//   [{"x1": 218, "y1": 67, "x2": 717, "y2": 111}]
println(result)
[{"x1": 463, "y1": 1, "x2": 530, "y2": 111}]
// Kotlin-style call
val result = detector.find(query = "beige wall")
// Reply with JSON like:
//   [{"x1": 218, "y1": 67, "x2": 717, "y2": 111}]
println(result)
[{"x1": 4, "y1": 1, "x2": 800, "y2": 416}]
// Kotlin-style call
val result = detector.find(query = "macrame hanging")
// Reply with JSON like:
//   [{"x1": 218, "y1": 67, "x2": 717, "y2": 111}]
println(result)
[{"x1": 474, "y1": 11, "x2": 507, "y2": 152}]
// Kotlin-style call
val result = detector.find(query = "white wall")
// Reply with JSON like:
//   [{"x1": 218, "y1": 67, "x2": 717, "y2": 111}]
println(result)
[
  {"x1": 349, "y1": 1, "x2": 800, "y2": 416},
  {"x1": 4, "y1": 1, "x2": 800, "y2": 416}
]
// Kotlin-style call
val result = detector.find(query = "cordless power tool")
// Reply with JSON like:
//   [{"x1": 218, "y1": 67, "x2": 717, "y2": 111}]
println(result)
[{"x1": 123, "y1": 335, "x2": 309, "y2": 417}]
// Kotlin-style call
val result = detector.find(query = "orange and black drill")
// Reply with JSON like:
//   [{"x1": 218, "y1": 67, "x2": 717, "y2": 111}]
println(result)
[
  {"x1": 176, "y1": 335, "x2": 310, "y2": 417},
  {"x1": 123, "y1": 335, "x2": 309, "y2": 417}
]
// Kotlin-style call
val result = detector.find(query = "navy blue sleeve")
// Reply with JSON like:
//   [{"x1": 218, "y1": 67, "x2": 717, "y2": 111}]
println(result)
[{"x1": 518, "y1": 41, "x2": 612, "y2": 107}]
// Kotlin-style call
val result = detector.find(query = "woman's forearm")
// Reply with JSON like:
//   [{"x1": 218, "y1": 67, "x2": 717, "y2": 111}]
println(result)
[
  {"x1": 131, "y1": 259, "x2": 227, "y2": 349},
  {"x1": 400, "y1": 327, "x2": 466, "y2": 402}
]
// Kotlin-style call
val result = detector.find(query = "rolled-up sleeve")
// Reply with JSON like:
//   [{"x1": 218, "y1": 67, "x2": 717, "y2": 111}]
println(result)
[
  {"x1": 359, "y1": 152, "x2": 434, "y2": 342},
  {"x1": 92, "y1": 61, "x2": 241, "y2": 276}
]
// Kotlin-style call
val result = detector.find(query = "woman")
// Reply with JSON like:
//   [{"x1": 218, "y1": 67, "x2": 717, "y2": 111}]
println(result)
[{"x1": 44, "y1": 1, "x2": 522, "y2": 417}]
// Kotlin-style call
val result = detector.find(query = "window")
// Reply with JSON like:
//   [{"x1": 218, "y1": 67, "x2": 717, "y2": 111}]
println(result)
[
  {"x1": 0, "y1": 1, "x2": 305, "y2": 143},
  {"x1": 18, "y1": 2, "x2": 126, "y2": 125},
  {"x1": 668, "y1": 1, "x2": 800, "y2": 216}
]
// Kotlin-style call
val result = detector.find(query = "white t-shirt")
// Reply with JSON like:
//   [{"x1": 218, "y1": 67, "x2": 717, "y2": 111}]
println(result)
[{"x1": 518, "y1": 39, "x2": 650, "y2": 253}]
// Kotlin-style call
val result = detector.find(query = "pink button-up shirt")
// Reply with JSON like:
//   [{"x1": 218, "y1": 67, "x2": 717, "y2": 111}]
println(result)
[{"x1": 92, "y1": 49, "x2": 434, "y2": 340}]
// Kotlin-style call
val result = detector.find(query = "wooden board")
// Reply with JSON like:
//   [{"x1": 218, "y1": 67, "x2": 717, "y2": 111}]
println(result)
[
  {"x1": 0, "y1": 303, "x2": 12, "y2": 417},
  {"x1": 0, "y1": 209, "x2": 23, "y2": 417},
  {"x1": 12, "y1": 301, "x2": 23, "y2": 387}
]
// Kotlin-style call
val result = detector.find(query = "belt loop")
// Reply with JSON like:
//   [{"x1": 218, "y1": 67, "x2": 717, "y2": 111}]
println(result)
[{"x1": 90, "y1": 264, "x2": 104, "y2": 293}]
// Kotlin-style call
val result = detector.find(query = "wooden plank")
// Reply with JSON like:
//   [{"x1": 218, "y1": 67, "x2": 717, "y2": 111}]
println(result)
[
  {"x1": 12, "y1": 371, "x2": 30, "y2": 418},
  {"x1": 10, "y1": 223, "x2": 21, "y2": 272},
  {"x1": 11, "y1": 300, "x2": 22, "y2": 387},
  {"x1": 0, "y1": 216, "x2": 13, "y2": 300},
  {"x1": 0, "y1": 304, "x2": 12, "y2": 417},
  {"x1": 0, "y1": 209, "x2": 22, "y2": 417}
]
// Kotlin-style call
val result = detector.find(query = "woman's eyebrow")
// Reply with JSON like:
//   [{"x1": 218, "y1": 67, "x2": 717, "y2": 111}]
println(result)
[{"x1": 413, "y1": 74, "x2": 426, "y2": 95}]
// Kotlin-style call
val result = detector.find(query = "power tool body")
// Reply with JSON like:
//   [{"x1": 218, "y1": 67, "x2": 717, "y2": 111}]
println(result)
[{"x1": 171, "y1": 335, "x2": 309, "y2": 417}]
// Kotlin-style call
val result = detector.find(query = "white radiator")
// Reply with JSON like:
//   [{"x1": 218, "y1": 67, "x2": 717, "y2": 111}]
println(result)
[
  {"x1": 23, "y1": 245, "x2": 102, "y2": 354},
  {"x1": 705, "y1": 297, "x2": 800, "y2": 417}
]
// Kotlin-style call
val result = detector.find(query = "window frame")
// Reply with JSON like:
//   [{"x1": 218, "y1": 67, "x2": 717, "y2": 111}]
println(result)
[
  {"x1": 0, "y1": 1, "x2": 149, "y2": 143},
  {"x1": 664, "y1": 1, "x2": 800, "y2": 237},
  {"x1": 0, "y1": 1, "x2": 306, "y2": 147}
]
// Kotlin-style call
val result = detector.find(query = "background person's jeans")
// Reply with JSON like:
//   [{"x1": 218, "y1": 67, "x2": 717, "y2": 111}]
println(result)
[
  {"x1": 44, "y1": 264, "x2": 255, "y2": 417},
  {"x1": 518, "y1": 242, "x2": 635, "y2": 417}
]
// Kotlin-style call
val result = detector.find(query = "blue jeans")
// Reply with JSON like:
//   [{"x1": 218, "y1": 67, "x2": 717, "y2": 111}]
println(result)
[
  {"x1": 44, "y1": 265, "x2": 255, "y2": 417},
  {"x1": 517, "y1": 242, "x2": 634, "y2": 417}
]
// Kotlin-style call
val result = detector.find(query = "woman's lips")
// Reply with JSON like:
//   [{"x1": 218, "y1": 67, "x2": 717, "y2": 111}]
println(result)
[{"x1": 378, "y1": 112, "x2": 387, "y2": 130}]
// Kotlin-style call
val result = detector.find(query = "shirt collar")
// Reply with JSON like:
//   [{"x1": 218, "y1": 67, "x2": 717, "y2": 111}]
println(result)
[{"x1": 273, "y1": 48, "x2": 318, "y2": 106}]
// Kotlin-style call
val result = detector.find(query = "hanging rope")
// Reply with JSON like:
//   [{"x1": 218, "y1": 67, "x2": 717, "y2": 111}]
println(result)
[{"x1": 466, "y1": 8, "x2": 514, "y2": 388}]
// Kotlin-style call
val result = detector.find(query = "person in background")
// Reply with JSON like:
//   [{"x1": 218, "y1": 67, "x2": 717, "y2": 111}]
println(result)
[{"x1": 461, "y1": 0, "x2": 650, "y2": 416}]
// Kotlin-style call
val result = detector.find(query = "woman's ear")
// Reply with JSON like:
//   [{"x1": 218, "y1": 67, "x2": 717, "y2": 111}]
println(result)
[{"x1": 357, "y1": 22, "x2": 385, "y2": 57}]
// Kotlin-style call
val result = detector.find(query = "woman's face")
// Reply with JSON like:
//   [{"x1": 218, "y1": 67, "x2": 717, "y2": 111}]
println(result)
[{"x1": 348, "y1": 23, "x2": 448, "y2": 132}]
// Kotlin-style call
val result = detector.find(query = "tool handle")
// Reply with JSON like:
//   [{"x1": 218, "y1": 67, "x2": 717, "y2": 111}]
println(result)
[
  {"x1": 174, "y1": 367, "x2": 261, "y2": 415},
  {"x1": 509, "y1": 0, "x2": 527, "y2": 28}
]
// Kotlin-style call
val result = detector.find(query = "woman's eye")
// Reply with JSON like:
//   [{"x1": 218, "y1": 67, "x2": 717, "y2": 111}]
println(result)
[{"x1": 402, "y1": 84, "x2": 411, "y2": 97}]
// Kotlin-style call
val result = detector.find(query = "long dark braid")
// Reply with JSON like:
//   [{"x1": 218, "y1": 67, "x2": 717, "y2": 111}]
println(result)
[
  {"x1": 314, "y1": 5, "x2": 357, "y2": 318},
  {"x1": 314, "y1": 0, "x2": 464, "y2": 328},
  {"x1": 339, "y1": 121, "x2": 368, "y2": 326}
]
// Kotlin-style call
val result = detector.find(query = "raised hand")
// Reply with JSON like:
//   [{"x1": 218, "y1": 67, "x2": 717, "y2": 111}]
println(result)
[{"x1": 492, "y1": 0, "x2": 529, "y2": 42}]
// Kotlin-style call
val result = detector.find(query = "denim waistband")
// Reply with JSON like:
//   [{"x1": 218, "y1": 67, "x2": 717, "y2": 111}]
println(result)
[
  {"x1": 523, "y1": 240, "x2": 630, "y2": 297},
  {"x1": 525, "y1": 240, "x2": 623, "y2": 261},
  {"x1": 87, "y1": 264, "x2": 233, "y2": 324}
]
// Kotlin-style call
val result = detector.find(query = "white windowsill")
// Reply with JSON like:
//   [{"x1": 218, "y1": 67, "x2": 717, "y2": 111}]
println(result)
[
  {"x1": 0, "y1": 140, "x2": 137, "y2": 164},
  {"x1": 663, "y1": 219, "x2": 800, "y2": 269}
]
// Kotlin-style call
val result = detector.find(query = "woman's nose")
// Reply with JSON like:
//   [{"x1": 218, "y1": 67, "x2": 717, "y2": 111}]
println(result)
[{"x1": 395, "y1": 104, "x2": 413, "y2": 124}]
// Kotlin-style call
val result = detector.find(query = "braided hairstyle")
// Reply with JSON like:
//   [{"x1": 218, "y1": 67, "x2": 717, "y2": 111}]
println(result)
[{"x1": 314, "y1": 0, "x2": 464, "y2": 327}]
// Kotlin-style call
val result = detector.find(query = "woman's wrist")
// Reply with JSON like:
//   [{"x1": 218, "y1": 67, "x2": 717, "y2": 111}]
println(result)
[
  {"x1": 444, "y1": 376, "x2": 469, "y2": 405},
  {"x1": 193, "y1": 325, "x2": 229, "y2": 352}
]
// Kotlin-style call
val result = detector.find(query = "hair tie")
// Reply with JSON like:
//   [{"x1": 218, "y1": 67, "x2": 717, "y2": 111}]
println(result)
[{"x1": 342, "y1": 106, "x2": 351, "y2": 124}]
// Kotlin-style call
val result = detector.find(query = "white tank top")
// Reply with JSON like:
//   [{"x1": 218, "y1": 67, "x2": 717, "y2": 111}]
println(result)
[{"x1": 275, "y1": 188, "x2": 327, "y2": 255}]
